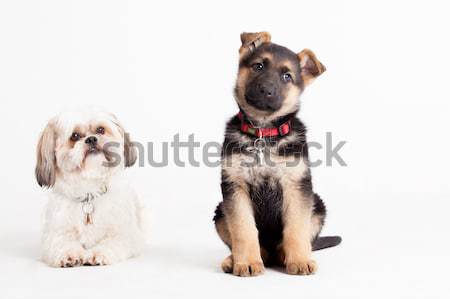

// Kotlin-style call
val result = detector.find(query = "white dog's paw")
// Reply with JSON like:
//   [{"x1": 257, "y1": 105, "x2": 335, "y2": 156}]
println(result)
[
  {"x1": 83, "y1": 250, "x2": 112, "y2": 266},
  {"x1": 47, "y1": 248, "x2": 86, "y2": 268}
]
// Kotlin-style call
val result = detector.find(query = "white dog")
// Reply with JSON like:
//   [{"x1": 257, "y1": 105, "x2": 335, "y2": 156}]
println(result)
[{"x1": 35, "y1": 108, "x2": 146, "y2": 267}]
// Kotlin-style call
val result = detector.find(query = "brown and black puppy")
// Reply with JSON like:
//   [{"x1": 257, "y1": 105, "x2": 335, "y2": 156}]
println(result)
[{"x1": 213, "y1": 32, "x2": 341, "y2": 277}]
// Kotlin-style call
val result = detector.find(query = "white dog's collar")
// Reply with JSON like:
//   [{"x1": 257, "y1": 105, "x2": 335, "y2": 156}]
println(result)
[
  {"x1": 74, "y1": 185, "x2": 108, "y2": 202},
  {"x1": 75, "y1": 185, "x2": 108, "y2": 225}
]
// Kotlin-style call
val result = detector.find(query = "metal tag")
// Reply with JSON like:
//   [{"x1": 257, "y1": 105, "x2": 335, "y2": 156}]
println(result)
[
  {"x1": 254, "y1": 137, "x2": 266, "y2": 165},
  {"x1": 82, "y1": 196, "x2": 94, "y2": 225}
]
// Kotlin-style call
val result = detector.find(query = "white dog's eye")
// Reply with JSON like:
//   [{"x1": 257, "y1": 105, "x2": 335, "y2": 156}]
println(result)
[
  {"x1": 96, "y1": 127, "x2": 105, "y2": 135},
  {"x1": 70, "y1": 132, "x2": 81, "y2": 142}
]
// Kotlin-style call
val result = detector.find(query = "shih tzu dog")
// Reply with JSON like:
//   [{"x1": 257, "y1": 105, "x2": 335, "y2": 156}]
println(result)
[{"x1": 35, "y1": 108, "x2": 146, "y2": 267}]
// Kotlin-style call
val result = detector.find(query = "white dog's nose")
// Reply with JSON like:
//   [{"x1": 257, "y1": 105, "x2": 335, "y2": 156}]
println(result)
[{"x1": 85, "y1": 136, "x2": 98, "y2": 145}]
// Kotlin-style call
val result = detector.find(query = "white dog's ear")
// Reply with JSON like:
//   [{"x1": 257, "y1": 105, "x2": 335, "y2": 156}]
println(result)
[
  {"x1": 110, "y1": 114, "x2": 137, "y2": 167},
  {"x1": 35, "y1": 121, "x2": 57, "y2": 187}
]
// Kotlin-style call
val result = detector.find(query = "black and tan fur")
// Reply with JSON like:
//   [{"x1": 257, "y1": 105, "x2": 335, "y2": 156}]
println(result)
[{"x1": 213, "y1": 32, "x2": 341, "y2": 277}]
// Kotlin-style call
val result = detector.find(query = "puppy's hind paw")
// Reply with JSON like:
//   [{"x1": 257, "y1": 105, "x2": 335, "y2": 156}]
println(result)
[{"x1": 221, "y1": 255, "x2": 233, "y2": 273}]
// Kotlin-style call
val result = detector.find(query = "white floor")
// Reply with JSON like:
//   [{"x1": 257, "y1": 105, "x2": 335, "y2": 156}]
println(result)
[{"x1": 2, "y1": 191, "x2": 448, "y2": 299}]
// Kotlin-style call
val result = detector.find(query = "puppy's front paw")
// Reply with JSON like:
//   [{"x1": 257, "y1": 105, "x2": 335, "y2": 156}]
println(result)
[
  {"x1": 221, "y1": 254, "x2": 265, "y2": 276},
  {"x1": 233, "y1": 262, "x2": 265, "y2": 277},
  {"x1": 229, "y1": 257, "x2": 265, "y2": 277},
  {"x1": 286, "y1": 259, "x2": 317, "y2": 275}
]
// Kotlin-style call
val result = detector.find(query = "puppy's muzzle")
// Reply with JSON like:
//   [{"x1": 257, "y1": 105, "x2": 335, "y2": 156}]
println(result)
[
  {"x1": 245, "y1": 81, "x2": 282, "y2": 111},
  {"x1": 256, "y1": 82, "x2": 275, "y2": 99}
]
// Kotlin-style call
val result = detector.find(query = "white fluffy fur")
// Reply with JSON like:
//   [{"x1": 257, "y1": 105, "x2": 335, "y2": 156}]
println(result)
[{"x1": 36, "y1": 108, "x2": 146, "y2": 267}]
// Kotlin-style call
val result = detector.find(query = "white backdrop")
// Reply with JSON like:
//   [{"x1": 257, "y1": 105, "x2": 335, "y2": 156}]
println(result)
[{"x1": 1, "y1": 1, "x2": 449, "y2": 298}]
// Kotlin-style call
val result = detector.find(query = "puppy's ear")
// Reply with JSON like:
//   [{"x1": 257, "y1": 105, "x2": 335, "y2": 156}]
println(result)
[
  {"x1": 298, "y1": 49, "x2": 326, "y2": 86},
  {"x1": 239, "y1": 31, "x2": 271, "y2": 58},
  {"x1": 35, "y1": 121, "x2": 57, "y2": 188},
  {"x1": 110, "y1": 114, "x2": 137, "y2": 167}
]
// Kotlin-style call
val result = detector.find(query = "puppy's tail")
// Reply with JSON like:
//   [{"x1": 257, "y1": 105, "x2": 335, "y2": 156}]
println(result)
[{"x1": 312, "y1": 236, "x2": 342, "y2": 251}]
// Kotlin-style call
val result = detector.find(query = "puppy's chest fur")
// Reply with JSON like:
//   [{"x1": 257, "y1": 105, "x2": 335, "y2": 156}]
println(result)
[
  {"x1": 222, "y1": 115, "x2": 309, "y2": 182},
  {"x1": 247, "y1": 175, "x2": 284, "y2": 251},
  {"x1": 222, "y1": 115, "x2": 309, "y2": 179},
  {"x1": 221, "y1": 116, "x2": 310, "y2": 250}
]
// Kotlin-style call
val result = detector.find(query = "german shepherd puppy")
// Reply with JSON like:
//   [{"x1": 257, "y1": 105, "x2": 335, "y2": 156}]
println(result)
[{"x1": 214, "y1": 32, "x2": 341, "y2": 277}]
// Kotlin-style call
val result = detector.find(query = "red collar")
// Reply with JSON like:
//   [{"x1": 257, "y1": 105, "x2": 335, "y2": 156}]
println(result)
[{"x1": 238, "y1": 111, "x2": 292, "y2": 137}]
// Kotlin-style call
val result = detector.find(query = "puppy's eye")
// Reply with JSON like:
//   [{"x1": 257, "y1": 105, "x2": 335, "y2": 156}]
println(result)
[
  {"x1": 96, "y1": 127, "x2": 105, "y2": 135},
  {"x1": 252, "y1": 63, "x2": 264, "y2": 72},
  {"x1": 70, "y1": 132, "x2": 81, "y2": 142},
  {"x1": 282, "y1": 73, "x2": 292, "y2": 82}
]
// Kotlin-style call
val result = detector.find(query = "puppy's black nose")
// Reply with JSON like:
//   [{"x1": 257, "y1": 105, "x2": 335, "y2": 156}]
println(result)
[
  {"x1": 85, "y1": 136, "x2": 98, "y2": 145},
  {"x1": 257, "y1": 83, "x2": 274, "y2": 98}
]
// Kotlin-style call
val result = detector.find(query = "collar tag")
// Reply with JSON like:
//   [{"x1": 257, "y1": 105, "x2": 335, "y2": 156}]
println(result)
[
  {"x1": 82, "y1": 195, "x2": 94, "y2": 225},
  {"x1": 78, "y1": 185, "x2": 108, "y2": 225},
  {"x1": 254, "y1": 137, "x2": 266, "y2": 165}
]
